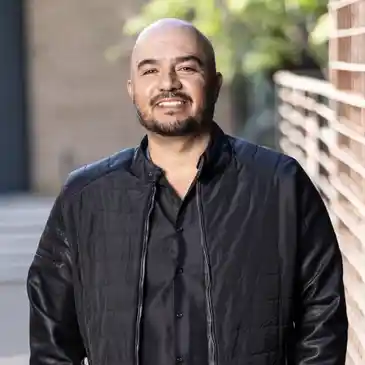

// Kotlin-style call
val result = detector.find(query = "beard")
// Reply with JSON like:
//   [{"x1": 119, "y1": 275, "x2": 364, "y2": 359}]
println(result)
[{"x1": 135, "y1": 106, "x2": 207, "y2": 137}]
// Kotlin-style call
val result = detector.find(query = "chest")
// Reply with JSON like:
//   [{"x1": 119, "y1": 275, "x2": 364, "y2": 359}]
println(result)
[
  {"x1": 75, "y1": 179, "x2": 282, "y2": 288},
  {"x1": 147, "y1": 192, "x2": 203, "y2": 283},
  {"x1": 164, "y1": 169, "x2": 198, "y2": 199}
]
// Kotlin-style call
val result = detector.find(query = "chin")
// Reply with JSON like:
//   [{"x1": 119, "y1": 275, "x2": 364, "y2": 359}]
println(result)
[
  {"x1": 142, "y1": 117, "x2": 203, "y2": 137},
  {"x1": 154, "y1": 110, "x2": 190, "y2": 119}
]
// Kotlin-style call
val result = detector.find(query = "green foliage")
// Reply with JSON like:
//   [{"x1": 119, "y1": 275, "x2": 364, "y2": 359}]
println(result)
[{"x1": 117, "y1": 0, "x2": 328, "y2": 82}]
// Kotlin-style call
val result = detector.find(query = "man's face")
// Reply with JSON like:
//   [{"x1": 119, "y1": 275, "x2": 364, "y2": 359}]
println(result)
[{"x1": 128, "y1": 27, "x2": 221, "y2": 136}]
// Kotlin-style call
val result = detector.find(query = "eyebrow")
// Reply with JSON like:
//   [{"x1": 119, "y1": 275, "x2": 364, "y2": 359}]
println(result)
[{"x1": 137, "y1": 55, "x2": 204, "y2": 70}]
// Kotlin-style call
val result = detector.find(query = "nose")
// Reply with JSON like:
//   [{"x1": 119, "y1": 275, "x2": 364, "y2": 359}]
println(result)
[{"x1": 158, "y1": 69, "x2": 182, "y2": 91}]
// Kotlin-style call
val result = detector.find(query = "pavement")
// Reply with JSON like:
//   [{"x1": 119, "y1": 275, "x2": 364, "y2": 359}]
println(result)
[{"x1": 0, "y1": 195, "x2": 53, "y2": 365}]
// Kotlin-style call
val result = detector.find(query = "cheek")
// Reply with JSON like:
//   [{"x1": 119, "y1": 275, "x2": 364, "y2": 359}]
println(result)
[
  {"x1": 132, "y1": 91, "x2": 150, "y2": 111},
  {"x1": 192, "y1": 90, "x2": 208, "y2": 110},
  {"x1": 132, "y1": 80, "x2": 154, "y2": 104},
  {"x1": 184, "y1": 79, "x2": 207, "y2": 103}
]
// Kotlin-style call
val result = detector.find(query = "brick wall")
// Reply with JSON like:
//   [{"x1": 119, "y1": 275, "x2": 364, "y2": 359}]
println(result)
[{"x1": 25, "y1": 0, "x2": 233, "y2": 194}]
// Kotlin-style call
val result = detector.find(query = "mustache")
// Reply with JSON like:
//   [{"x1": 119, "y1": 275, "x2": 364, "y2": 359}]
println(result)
[{"x1": 150, "y1": 92, "x2": 192, "y2": 106}]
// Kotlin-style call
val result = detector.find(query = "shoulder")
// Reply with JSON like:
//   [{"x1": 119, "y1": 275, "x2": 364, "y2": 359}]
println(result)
[
  {"x1": 61, "y1": 148, "x2": 136, "y2": 199},
  {"x1": 228, "y1": 136, "x2": 321, "y2": 208},
  {"x1": 228, "y1": 135, "x2": 301, "y2": 180},
  {"x1": 228, "y1": 136, "x2": 324, "y2": 218}
]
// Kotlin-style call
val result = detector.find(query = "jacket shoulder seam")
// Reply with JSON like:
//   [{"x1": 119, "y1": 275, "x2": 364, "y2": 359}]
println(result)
[{"x1": 61, "y1": 148, "x2": 136, "y2": 203}]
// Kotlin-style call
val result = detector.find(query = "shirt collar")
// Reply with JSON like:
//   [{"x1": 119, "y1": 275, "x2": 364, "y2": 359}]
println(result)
[{"x1": 131, "y1": 122, "x2": 232, "y2": 183}]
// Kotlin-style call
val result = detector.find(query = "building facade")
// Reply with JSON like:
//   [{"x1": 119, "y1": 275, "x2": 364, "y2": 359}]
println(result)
[
  {"x1": 275, "y1": 1, "x2": 365, "y2": 362},
  {"x1": 1, "y1": 0, "x2": 233, "y2": 195}
]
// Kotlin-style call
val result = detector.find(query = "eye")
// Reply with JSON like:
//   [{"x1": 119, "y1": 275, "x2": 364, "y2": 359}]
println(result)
[
  {"x1": 179, "y1": 66, "x2": 197, "y2": 72},
  {"x1": 142, "y1": 69, "x2": 158, "y2": 76}
]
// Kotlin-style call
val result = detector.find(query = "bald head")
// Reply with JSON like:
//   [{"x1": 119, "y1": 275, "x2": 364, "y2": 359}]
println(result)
[
  {"x1": 127, "y1": 18, "x2": 222, "y2": 137},
  {"x1": 131, "y1": 18, "x2": 216, "y2": 74}
]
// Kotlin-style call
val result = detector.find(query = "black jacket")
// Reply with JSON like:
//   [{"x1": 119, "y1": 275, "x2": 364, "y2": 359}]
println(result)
[{"x1": 27, "y1": 125, "x2": 348, "y2": 365}]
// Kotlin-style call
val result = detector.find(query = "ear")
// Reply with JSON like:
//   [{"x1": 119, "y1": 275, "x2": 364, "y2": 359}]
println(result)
[
  {"x1": 127, "y1": 79, "x2": 133, "y2": 99},
  {"x1": 213, "y1": 72, "x2": 223, "y2": 103}
]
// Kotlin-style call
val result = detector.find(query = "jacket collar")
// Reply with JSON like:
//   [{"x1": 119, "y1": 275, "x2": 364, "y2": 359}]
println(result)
[{"x1": 131, "y1": 122, "x2": 232, "y2": 184}]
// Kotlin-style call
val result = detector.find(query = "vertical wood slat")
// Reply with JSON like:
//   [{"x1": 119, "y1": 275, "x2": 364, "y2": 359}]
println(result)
[
  {"x1": 274, "y1": 1, "x2": 365, "y2": 357},
  {"x1": 275, "y1": 2, "x2": 365, "y2": 363}
]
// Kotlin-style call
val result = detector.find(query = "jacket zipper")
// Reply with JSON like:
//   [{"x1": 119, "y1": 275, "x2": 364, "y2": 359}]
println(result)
[
  {"x1": 134, "y1": 182, "x2": 157, "y2": 365},
  {"x1": 196, "y1": 182, "x2": 218, "y2": 365}
]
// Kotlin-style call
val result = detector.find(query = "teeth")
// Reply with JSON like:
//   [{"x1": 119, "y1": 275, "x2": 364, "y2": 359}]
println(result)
[{"x1": 158, "y1": 100, "x2": 184, "y2": 107}]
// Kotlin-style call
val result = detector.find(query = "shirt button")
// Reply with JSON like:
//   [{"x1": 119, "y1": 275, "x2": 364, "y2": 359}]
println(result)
[
  {"x1": 176, "y1": 226, "x2": 183, "y2": 232},
  {"x1": 177, "y1": 267, "x2": 184, "y2": 274},
  {"x1": 176, "y1": 312, "x2": 183, "y2": 318},
  {"x1": 176, "y1": 357, "x2": 184, "y2": 363}
]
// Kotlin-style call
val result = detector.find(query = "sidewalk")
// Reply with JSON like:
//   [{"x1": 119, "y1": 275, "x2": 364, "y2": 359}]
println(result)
[
  {"x1": 0, "y1": 355, "x2": 28, "y2": 365},
  {"x1": 0, "y1": 283, "x2": 29, "y2": 364},
  {"x1": 0, "y1": 195, "x2": 53, "y2": 364}
]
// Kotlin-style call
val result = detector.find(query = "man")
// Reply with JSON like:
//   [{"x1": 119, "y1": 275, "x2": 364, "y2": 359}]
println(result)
[{"x1": 27, "y1": 18, "x2": 347, "y2": 365}]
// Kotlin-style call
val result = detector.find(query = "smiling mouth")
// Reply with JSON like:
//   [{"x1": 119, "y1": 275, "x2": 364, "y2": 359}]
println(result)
[{"x1": 155, "y1": 99, "x2": 188, "y2": 108}]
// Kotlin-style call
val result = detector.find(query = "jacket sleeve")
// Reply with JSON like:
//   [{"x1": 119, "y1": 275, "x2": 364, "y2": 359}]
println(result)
[
  {"x1": 288, "y1": 163, "x2": 348, "y2": 364},
  {"x1": 27, "y1": 192, "x2": 86, "y2": 364}
]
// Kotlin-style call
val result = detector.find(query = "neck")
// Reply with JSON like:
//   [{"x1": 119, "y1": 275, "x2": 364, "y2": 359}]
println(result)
[{"x1": 147, "y1": 129, "x2": 211, "y2": 172}]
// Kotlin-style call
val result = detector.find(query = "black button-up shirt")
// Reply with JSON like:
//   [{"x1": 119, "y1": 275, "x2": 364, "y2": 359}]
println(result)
[{"x1": 140, "y1": 174, "x2": 208, "y2": 365}]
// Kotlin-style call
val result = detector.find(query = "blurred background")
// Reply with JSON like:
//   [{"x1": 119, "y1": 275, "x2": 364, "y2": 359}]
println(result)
[{"x1": 0, "y1": 0, "x2": 364, "y2": 364}]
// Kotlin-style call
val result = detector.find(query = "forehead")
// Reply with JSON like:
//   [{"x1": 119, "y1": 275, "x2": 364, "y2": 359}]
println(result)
[{"x1": 132, "y1": 27, "x2": 205, "y2": 66}]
